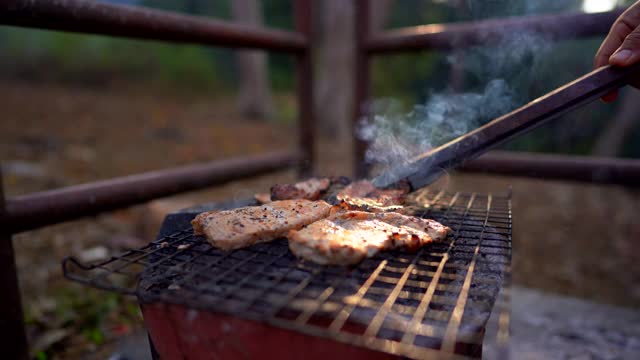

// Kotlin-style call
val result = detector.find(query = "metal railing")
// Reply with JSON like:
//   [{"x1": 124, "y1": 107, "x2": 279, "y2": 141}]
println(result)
[
  {"x1": 0, "y1": 1, "x2": 313, "y2": 358},
  {"x1": 353, "y1": 1, "x2": 640, "y2": 186}
]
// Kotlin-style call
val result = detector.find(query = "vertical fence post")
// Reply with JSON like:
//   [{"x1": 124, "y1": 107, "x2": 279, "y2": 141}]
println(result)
[
  {"x1": 354, "y1": 0, "x2": 371, "y2": 179},
  {"x1": 295, "y1": 0, "x2": 314, "y2": 178},
  {"x1": 0, "y1": 168, "x2": 29, "y2": 360}
]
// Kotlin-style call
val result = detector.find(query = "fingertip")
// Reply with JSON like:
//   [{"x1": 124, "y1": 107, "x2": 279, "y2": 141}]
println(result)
[{"x1": 610, "y1": 49, "x2": 639, "y2": 67}]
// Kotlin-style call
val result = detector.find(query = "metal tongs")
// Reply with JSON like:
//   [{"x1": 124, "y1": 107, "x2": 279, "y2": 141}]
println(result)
[{"x1": 373, "y1": 63, "x2": 640, "y2": 190}]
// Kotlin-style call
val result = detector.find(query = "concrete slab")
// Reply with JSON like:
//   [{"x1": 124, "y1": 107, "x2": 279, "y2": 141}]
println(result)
[{"x1": 485, "y1": 287, "x2": 640, "y2": 359}]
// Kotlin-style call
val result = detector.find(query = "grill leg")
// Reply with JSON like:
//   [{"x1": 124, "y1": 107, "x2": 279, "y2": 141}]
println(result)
[{"x1": 0, "y1": 170, "x2": 29, "y2": 360}]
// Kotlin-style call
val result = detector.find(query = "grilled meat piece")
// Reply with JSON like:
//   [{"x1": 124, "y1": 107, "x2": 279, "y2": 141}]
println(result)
[
  {"x1": 192, "y1": 200, "x2": 332, "y2": 251},
  {"x1": 269, "y1": 176, "x2": 351, "y2": 202},
  {"x1": 330, "y1": 179, "x2": 410, "y2": 212},
  {"x1": 336, "y1": 179, "x2": 377, "y2": 198},
  {"x1": 288, "y1": 211, "x2": 451, "y2": 265},
  {"x1": 332, "y1": 199, "x2": 403, "y2": 213},
  {"x1": 270, "y1": 177, "x2": 331, "y2": 201}
]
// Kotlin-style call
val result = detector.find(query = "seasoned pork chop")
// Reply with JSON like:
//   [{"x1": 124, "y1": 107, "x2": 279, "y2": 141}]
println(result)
[
  {"x1": 332, "y1": 198, "x2": 403, "y2": 213},
  {"x1": 332, "y1": 179, "x2": 410, "y2": 212},
  {"x1": 192, "y1": 200, "x2": 332, "y2": 251},
  {"x1": 288, "y1": 211, "x2": 451, "y2": 265},
  {"x1": 270, "y1": 177, "x2": 331, "y2": 201}
]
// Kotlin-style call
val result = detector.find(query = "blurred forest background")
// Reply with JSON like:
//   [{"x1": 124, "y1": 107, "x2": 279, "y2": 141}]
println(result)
[
  {"x1": 2, "y1": 0, "x2": 640, "y2": 157},
  {"x1": 1, "y1": 0, "x2": 639, "y2": 359}
]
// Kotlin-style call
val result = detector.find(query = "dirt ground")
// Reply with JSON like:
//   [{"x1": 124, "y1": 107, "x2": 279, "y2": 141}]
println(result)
[{"x1": 2, "y1": 81, "x2": 638, "y2": 358}]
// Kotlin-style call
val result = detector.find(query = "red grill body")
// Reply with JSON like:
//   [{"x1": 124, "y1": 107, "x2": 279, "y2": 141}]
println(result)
[{"x1": 143, "y1": 303, "x2": 401, "y2": 359}]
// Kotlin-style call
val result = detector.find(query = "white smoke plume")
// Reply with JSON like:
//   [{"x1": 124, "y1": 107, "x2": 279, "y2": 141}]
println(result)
[
  {"x1": 359, "y1": 79, "x2": 514, "y2": 171},
  {"x1": 359, "y1": 31, "x2": 552, "y2": 177}
]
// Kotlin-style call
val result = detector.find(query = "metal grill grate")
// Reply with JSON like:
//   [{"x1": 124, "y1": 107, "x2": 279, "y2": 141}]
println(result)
[{"x1": 63, "y1": 190, "x2": 512, "y2": 359}]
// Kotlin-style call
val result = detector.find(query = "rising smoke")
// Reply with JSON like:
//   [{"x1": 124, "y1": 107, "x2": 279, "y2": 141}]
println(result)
[
  {"x1": 359, "y1": 79, "x2": 514, "y2": 169},
  {"x1": 359, "y1": 31, "x2": 552, "y2": 177}
]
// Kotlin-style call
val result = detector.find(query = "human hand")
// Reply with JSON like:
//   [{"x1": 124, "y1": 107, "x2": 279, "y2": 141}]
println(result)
[{"x1": 594, "y1": 1, "x2": 640, "y2": 102}]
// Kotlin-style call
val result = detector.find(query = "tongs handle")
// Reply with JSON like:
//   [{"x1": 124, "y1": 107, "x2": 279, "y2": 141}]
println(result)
[{"x1": 374, "y1": 63, "x2": 640, "y2": 189}]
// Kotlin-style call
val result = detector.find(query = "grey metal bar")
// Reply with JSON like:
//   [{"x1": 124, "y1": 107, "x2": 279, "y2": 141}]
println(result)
[
  {"x1": 460, "y1": 151, "x2": 640, "y2": 186},
  {"x1": 3, "y1": 151, "x2": 299, "y2": 234},
  {"x1": 0, "y1": 0, "x2": 307, "y2": 52},
  {"x1": 0, "y1": 168, "x2": 29, "y2": 360},
  {"x1": 367, "y1": 9, "x2": 624, "y2": 53}
]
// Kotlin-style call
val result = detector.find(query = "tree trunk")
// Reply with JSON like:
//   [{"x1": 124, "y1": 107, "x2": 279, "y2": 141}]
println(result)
[
  {"x1": 231, "y1": 0, "x2": 273, "y2": 120},
  {"x1": 592, "y1": 88, "x2": 640, "y2": 156},
  {"x1": 315, "y1": 0, "x2": 394, "y2": 141},
  {"x1": 315, "y1": 0, "x2": 353, "y2": 141}
]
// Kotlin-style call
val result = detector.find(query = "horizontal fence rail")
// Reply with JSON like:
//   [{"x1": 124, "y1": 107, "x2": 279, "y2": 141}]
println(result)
[
  {"x1": 0, "y1": 0, "x2": 307, "y2": 52},
  {"x1": 460, "y1": 151, "x2": 640, "y2": 186},
  {"x1": 367, "y1": 9, "x2": 624, "y2": 53},
  {"x1": 2, "y1": 151, "x2": 299, "y2": 234}
]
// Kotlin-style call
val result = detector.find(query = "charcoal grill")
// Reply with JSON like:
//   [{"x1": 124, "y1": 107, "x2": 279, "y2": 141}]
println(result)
[{"x1": 62, "y1": 188, "x2": 512, "y2": 359}]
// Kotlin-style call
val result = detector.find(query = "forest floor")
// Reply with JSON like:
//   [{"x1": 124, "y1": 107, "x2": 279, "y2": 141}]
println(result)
[{"x1": 2, "y1": 81, "x2": 639, "y2": 359}]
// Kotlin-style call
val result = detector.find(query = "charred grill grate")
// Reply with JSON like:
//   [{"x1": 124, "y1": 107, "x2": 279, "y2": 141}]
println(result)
[{"x1": 62, "y1": 190, "x2": 511, "y2": 359}]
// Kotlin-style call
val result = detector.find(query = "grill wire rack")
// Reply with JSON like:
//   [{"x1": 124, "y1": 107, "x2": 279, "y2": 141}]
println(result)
[{"x1": 63, "y1": 189, "x2": 512, "y2": 359}]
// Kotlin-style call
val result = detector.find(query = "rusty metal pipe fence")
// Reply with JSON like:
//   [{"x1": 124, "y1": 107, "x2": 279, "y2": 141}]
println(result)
[
  {"x1": 0, "y1": 0, "x2": 307, "y2": 51},
  {"x1": 353, "y1": 1, "x2": 640, "y2": 185}
]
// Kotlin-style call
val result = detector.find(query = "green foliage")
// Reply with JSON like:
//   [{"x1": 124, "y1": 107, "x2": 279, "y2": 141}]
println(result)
[
  {"x1": 272, "y1": 94, "x2": 297, "y2": 124},
  {"x1": 148, "y1": 43, "x2": 223, "y2": 92},
  {"x1": 270, "y1": 54, "x2": 295, "y2": 92},
  {"x1": 0, "y1": 27, "x2": 228, "y2": 92},
  {"x1": 263, "y1": 0, "x2": 294, "y2": 30},
  {"x1": 621, "y1": 124, "x2": 640, "y2": 156},
  {"x1": 372, "y1": 51, "x2": 444, "y2": 106},
  {"x1": 0, "y1": 0, "x2": 298, "y2": 93},
  {"x1": 140, "y1": 0, "x2": 231, "y2": 18},
  {"x1": 25, "y1": 283, "x2": 142, "y2": 358}
]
